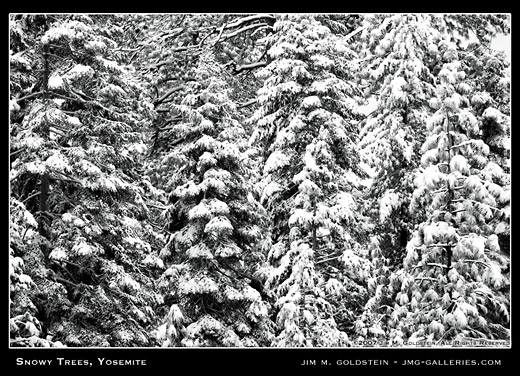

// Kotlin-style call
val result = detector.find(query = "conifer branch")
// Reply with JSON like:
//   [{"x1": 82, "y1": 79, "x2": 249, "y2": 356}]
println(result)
[
  {"x1": 232, "y1": 61, "x2": 267, "y2": 75},
  {"x1": 345, "y1": 26, "x2": 364, "y2": 41},
  {"x1": 224, "y1": 14, "x2": 275, "y2": 30},
  {"x1": 411, "y1": 262, "x2": 449, "y2": 270},
  {"x1": 21, "y1": 191, "x2": 41, "y2": 204},
  {"x1": 54, "y1": 276, "x2": 79, "y2": 288},
  {"x1": 216, "y1": 23, "x2": 272, "y2": 43},
  {"x1": 14, "y1": 91, "x2": 44, "y2": 102},
  {"x1": 10, "y1": 149, "x2": 24, "y2": 158},
  {"x1": 458, "y1": 259, "x2": 490, "y2": 268},
  {"x1": 47, "y1": 168, "x2": 82, "y2": 185},
  {"x1": 237, "y1": 98, "x2": 257, "y2": 108},
  {"x1": 414, "y1": 277, "x2": 439, "y2": 283},
  {"x1": 450, "y1": 208, "x2": 466, "y2": 214},
  {"x1": 153, "y1": 85, "x2": 187, "y2": 106},
  {"x1": 50, "y1": 91, "x2": 84, "y2": 103},
  {"x1": 315, "y1": 254, "x2": 342, "y2": 265},
  {"x1": 426, "y1": 243, "x2": 456, "y2": 248}
]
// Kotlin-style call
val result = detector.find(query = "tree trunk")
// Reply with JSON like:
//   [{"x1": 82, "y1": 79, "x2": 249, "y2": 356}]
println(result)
[
  {"x1": 445, "y1": 110, "x2": 455, "y2": 298},
  {"x1": 38, "y1": 42, "x2": 51, "y2": 256},
  {"x1": 311, "y1": 197, "x2": 317, "y2": 253}
]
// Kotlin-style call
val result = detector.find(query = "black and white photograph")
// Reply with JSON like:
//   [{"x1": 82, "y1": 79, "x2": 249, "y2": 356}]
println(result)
[{"x1": 9, "y1": 12, "x2": 511, "y2": 370}]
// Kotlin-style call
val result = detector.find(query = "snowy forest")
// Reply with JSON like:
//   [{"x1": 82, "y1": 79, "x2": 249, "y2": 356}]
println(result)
[{"x1": 9, "y1": 13, "x2": 510, "y2": 348}]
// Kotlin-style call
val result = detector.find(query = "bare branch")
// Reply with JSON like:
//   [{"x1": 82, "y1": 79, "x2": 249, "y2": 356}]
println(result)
[
  {"x1": 153, "y1": 85, "x2": 186, "y2": 106},
  {"x1": 450, "y1": 208, "x2": 467, "y2": 214},
  {"x1": 47, "y1": 167, "x2": 82, "y2": 185},
  {"x1": 237, "y1": 98, "x2": 257, "y2": 109},
  {"x1": 10, "y1": 149, "x2": 24, "y2": 158},
  {"x1": 414, "y1": 277, "x2": 438, "y2": 283},
  {"x1": 233, "y1": 61, "x2": 267, "y2": 75},
  {"x1": 159, "y1": 27, "x2": 185, "y2": 42},
  {"x1": 55, "y1": 276, "x2": 79, "y2": 288},
  {"x1": 216, "y1": 23, "x2": 271, "y2": 43},
  {"x1": 21, "y1": 191, "x2": 41, "y2": 204},
  {"x1": 315, "y1": 255, "x2": 342, "y2": 265},
  {"x1": 146, "y1": 203, "x2": 169, "y2": 211},
  {"x1": 175, "y1": 14, "x2": 187, "y2": 28},
  {"x1": 411, "y1": 262, "x2": 449, "y2": 270},
  {"x1": 14, "y1": 91, "x2": 43, "y2": 102},
  {"x1": 147, "y1": 49, "x2": 189, "y2": 69},
  {"x1": 155, "y1": 107, "x2": 171, "y2": 113},
  {"x1": 224, "y1": 14, "x2": 275, "y2": 30},
  {"x1": 426, "y1": 243, "x2": 456, "y2": 248},
  {"x1": 458, "y1": 259, "x2": 491, "y2": 268},
  {"x1": 250, "y1": 25, "x2": 273, "y2": 38},
  {"x1": 50, "y1": 91, "x2": 84, "y2": 103},
  {"x1": 212, "y1": 22, "x2": 228, "y2": 47},
  {"x1": 49, "y1": 126, "x2": 67, "y2": 137},
  {"x1": 145, "y1": 16, "x2": 275, "y2": 70},
  {"x1": 345, "y1": 26, "x2": 364, "y2": 41}
]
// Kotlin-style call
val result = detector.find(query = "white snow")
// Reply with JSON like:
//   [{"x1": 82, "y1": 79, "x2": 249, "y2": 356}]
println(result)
[
  {"x1": 65, "y1": 64, "x2": 95, "y2": 81},
  {"x1": 45, "y1": 152, "x2": 71, "y2": 173},
  {"x1": 49, "y1": 247, "x2": 68, "y2": 261},
  {"x1": 9, "y1": 99, "x2": 20, "y2": 114},
  {"x1": 25, "y1": 161, "x2": 46, "y2": 175},
  {"x1": 188, "y1": 201, "x2": 211, "y2": 220},
  {"x1": 390, "y1": 76, "x2": 407, "y2": 102},
  {"x1": 48, "y1": 74, "x2": 64, "y2": 90},
  {"x1": 379, "y1": 190, "x2": 400, "y2": 222},
  {"x1": 450, "y1": 155, "x2": 469, "y2": 175},
  {"x1": 264, "y1": 151, "x2": 291, "y2": 174},
  {"x1": 72, "y1": 241, "x2": 93, "y2": 256},
  {"x1": 186, "y1": 243, "x2": 214, "y2": 259},
  {"x1": 204, "y1": 216, "x2": 233, "y2": 235},
  {"x1": 311, "y1": 54, "x2": 334, "y2": 68},
  {"x1": 302, "y1": 96, "x2": 321, "y2": 109}
]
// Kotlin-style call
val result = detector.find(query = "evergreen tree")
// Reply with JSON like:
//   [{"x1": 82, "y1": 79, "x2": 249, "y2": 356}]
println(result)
[
  {"x1": 9, "y1": 198, "x2": 66, "y2": 347},
  {"x1": 355, "y1": 14, "x2": 510, "y2": 346},
  {"x1": 358, "y1": 14, "x2": 440, "y2": 266},
  {"x1": 400, "y1": 44, "x2": 509, "y2": 342},
  {"x1": 461, "y1": 35, "x2": 511, "y2": 256},
  {"x1": 155, "y1": 51, "x2": 274, "y2": 347},
  {"x1": 10, "y1": 14, "x2": 164, "y2": 346},
  {"x1": 251, "y1": 15, "x2": 370, "y2": 346}
]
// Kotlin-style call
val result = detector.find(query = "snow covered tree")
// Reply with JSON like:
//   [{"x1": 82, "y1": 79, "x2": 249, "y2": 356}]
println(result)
[
  {"x1": 460, "y1": 30, "x2": 511, "y2": 257},
  {"x1": 358, "y1": 14, "x2": 442, "y2": 266},
  {"x1": 133, "y1": 14, "x2": 275, "y2": 161},
  {"x1": 9, "y1": 197, "x2": 68, "y2": 347},
  {"x1": 155, "y1": 51, "x2": 274, "y2": 347},
  {"x1": 355, "y1": 14, "x2": 510, "y2": 346},
  {"x1": 10, "y1": 14, "x2": 165, "y2": 346},
  {"x1": 397, "y1": 44, "x2": 510, "y2": 343},
  {"x1": 251, "y1": 15, "x2": 371, "y2": 346}
]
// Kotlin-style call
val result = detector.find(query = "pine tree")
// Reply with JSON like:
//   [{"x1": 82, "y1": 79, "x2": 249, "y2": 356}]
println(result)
[
  {"x1": 9, "y1": 197, "x2": 66, "y2": 347},
  {"x1": 355, "y1": 14, "x2": 510, "y2": 346},
  {"x1": 358, "y1": 14, "x2": 441, "y2": 266},
  {"x1": 10, "y1": 14, "x2": 165, "y2": 346},
  {"x1": 251, "y1": 15, "x2": 370, "y2": 346},
  {"x1": 460, "y1": 32, "x2": 511, "y2": 256},
  {"x1": 134, "y1": 14, "x2": 274, "y2": 161},
  {"x1": 155, "y1": 51, "x2": 274, "y2": 347},
  {"x1": 401, "y1": 42, "x2": 510, "y2": 342}
]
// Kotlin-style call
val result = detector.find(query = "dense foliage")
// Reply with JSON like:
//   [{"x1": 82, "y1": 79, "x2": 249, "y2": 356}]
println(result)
[{"x1": 9, "y1": 13, "x2": 510, "y2": 347}]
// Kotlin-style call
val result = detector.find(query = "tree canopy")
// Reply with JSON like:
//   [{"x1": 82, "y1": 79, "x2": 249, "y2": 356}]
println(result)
[{"x1": 9, "y1": 13, "x2": 510, "y2": 348}]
